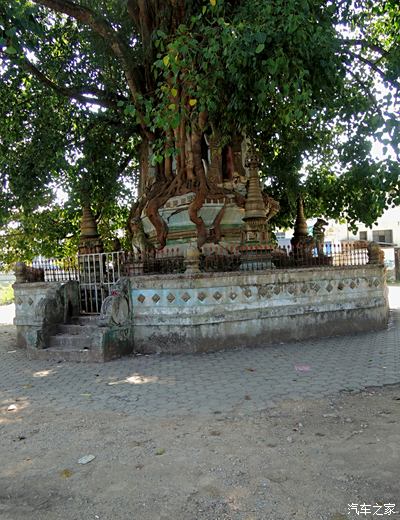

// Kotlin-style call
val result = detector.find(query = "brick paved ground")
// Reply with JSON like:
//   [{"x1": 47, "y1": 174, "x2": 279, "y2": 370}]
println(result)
[{"x1": 1, "y1": 288, "x2": 399, "y2": 418}]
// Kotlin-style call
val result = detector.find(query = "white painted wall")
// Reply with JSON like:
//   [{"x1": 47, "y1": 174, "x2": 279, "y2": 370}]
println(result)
[
  {"x1": 319, "y1": 206, "x2": 400, "y2": 246},
  {"x1": 277, "y1": 206, "x2": 400, "y2": 246}
]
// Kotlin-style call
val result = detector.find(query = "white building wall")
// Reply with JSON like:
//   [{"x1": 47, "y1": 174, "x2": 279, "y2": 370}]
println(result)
[{"x1": 277, "y1": 206, "x2": 400, "y2": 246}]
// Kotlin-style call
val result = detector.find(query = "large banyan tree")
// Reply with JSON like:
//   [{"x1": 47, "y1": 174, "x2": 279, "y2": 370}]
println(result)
[{"x1": 1, "y1": 0, "x2": 400, "y2": 255}]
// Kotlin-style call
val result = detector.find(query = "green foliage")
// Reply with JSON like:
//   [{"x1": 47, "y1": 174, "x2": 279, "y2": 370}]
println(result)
[
  {"x1": 0, "y1": 1, "x2": 140, "y2": 263},
  {"x1": 0, "y1": 284, "x2": 14, "y2": 305},
  {"x1": 0, "y1": 0, "x2": 399, "y2": 260}
]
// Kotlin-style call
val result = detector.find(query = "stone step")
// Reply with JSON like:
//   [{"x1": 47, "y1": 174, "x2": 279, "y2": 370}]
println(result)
[
  {"x1": 28, "y1": 347, "x2": 104, "y2": 363},
  {"x1": 57, "y1": 323, "x2": 99, "y2": 335},
  {"x1": 71, "y1": 315, "x2": 100, "y2": 326},
  {"x1": 49, "y1": 334, "x2": 96, "y2": 350},
  {"x1": 26, "y1": 312, "x2": 129, "y2": 363}
]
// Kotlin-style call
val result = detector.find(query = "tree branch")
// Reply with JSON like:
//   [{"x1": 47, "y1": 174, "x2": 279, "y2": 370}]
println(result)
[
  {"x1": 345, "y1": 50, "x2": 400, "y2": 90},
  {"x1": 344, "y1": 65, "x2": 385, "y2": 116},
  {"x1": 31, "y1": 0, "x2": 152, "y2": 135},
  {"x1": 339, "y1": 38, "x2": 390, "y2": 58},
  {"x1": 5, "y1": 51, "x2": 124, "y2": 109}
]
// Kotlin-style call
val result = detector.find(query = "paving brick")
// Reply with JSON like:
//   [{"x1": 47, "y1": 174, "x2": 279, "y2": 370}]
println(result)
[{"x1": 1, "y1": 309, "x2": 400, "y2": 417}]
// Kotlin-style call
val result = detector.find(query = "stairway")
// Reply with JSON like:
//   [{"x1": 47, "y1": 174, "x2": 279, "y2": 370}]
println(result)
[{"x1": 31, "y1": 315, "x2": 107, "y2": 362}]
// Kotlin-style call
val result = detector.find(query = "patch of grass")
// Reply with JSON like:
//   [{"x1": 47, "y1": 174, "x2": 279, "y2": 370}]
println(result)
[{"x1": 0, "y1": 284, "x2": 14, "y2": 305}]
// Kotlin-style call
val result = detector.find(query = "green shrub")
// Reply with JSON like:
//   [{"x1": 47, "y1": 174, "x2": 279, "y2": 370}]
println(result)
[{"x1": 0, "y1": 284, "x2": 14, "y2": 305}]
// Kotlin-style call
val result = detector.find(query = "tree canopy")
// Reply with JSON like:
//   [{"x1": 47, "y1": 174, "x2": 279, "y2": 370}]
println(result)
[{"x1": 0, "y1": 0, "x2": 399, "y2": 263}]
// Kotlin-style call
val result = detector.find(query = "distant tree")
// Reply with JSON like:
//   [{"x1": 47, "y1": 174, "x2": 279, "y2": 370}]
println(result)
[{"x1": 0, "y1": 0, "x2": 399, "y2": 261}]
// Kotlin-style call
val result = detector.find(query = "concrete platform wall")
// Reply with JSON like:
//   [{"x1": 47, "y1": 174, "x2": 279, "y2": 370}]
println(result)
[
  {"x1": 13, "y1": 281, "x2": 80, "y2": 350},
  {"x1": 130, "y1": 265, "x2": 388, "y2": 354}
]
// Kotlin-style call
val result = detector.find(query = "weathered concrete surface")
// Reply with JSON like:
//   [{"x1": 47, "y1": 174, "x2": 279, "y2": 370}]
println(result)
[
  {"x1": 131, "y1": 265, "x2": 388, "y2": 354},
  {"x1": 13, "y1": 281, "x2": 80, "y2": 351},
  {"x1": 13, "y1": 281, "x2": 134, "y2": 362},
  {"x1": 12, "y1": 266, "x2": 389, "y2": 359}
]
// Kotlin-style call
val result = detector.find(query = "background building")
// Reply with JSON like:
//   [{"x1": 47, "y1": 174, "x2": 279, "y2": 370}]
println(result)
[{"x1": 277, "y1": 206, "x2": 400, "y2": 281}]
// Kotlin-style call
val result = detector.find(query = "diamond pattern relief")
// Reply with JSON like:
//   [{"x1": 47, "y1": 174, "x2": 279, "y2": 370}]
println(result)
[
  {"x1": 152, "y1": 294, "x2": 160, "y2": 303},
  {"x1": 229, "y1": 292, "x2": 237, "y2": 300},
  {"x1": 197, "y1": 292, "x2": 207, "y2": 301},
  {"x1": 350, "y1": 280, "x2": 356, "y2": 289},
  {"x1": 181, "y1": 292, "x2": 191, "y2": 302},
  {"x1": 337, "y1": 282, "x2": 344, "y2": 290},
  {"x1": 273, "y1": 286, "x2": 281, "y2": 295},
  {"x1": 374, "y1": 279, "x2": 380, "y2": 287},
  {"x1": 137, "y1": 294, "x2": 146, "y2": 303},
  {"x1": 313, "y1": 283, "x2": 320, "y2": 292},
  {"x1": 213, "y1": 291, "x2": 222, "y2": 301},
  {"x1": 167, "y1": 293, "x2": 175, "y2": 303},
  {"x1": 301, "y1": 284, "x2": 308, "y2": 294},
  {"x1": 16, "y1": 297, "x2": 23, "y2": 306},
  {"x1": 287, "y1": 285, "x2": 296, "y2": 295},
  {"x1": 326, "y1": 283, "x2": 333, "y2": 292},
  {"x1": 244, "y1": 288, "x2": 252, "y2": 298},
  {"x1": 28, "y1": 297, "x2": 34, "y2": 306},
  {"x1": 258, "y1": 286, "x2": 269, "y2": 297}
]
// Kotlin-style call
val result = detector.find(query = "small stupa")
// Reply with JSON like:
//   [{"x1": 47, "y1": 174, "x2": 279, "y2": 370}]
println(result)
[
  {"x1": 241, "y1": 151, "x2": 269, "y2": 246},
  {"x1": 78, "y1": 205, "x2": 104, "y2": 254},
  {"x1": 291, "y1": 195, "x2": 308, "y2": 249}
]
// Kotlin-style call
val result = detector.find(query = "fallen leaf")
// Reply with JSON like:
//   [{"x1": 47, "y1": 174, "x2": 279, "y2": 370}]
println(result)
[
  {"x1": 155, "y1": 448, "x2": 165, "y2": 456},
  {"x1": 60, "y1": 469, "x2": 73, "y2": 478}
]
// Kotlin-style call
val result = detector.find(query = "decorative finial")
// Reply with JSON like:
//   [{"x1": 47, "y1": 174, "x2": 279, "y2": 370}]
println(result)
[
  {"x1": 243, "y1": 146, "x2": 266, "y2": 222},
  {"x1": 245, "y1": 146, "x2": 260, "y2": 170},
  {"x1": 293, "y1": 195, "x2": 308, "y2": 239}
]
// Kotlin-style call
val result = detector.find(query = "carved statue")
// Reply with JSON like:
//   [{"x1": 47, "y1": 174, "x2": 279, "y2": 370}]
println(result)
[
  {"x1": 128, "y1": 217, "x2": 155, "y2": 257},
  {"x1": 264, "y1": 194, "x2": 280, "y2": 222},
  {"x1": 312, "y1": 218, "x2": 328, "y2": 256},
  {"x1": 222, "y1": 172, "x2": 248, "y2": 196},
  {"x1": 99, "y1": 278, "x2": 131, "y2": 327},
  {"x1": 367, "y1": 241, "x2": 384, "y2": 264}
]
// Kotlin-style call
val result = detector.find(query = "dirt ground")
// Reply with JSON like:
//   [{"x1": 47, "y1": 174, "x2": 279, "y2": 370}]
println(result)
[{"x1": 1, "y1": 320, "x2": 400, "y2": 520}]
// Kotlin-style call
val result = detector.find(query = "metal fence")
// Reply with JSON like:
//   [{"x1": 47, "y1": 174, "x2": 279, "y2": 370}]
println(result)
[
  {"x1": 29, "y1": 253, "x2": 124, "y2": 314},
  {"x1": 181, "y1": 242, "x2": 368, "y2": 272},
  {"x1": 122, "y1": 242, "x2": 371, "y2": 275},
  {"x1": 124, "y1": 248, "x2": 185, "y2": 276},
  {"x1": 202, "y1": 242, "x2": 370, "y2": 272},
  {"x1": 32, "y1": 257, "x2": 79, "y2": 282},
  {"x1": 78, "y1": 251, "x2": 125, "y2": 314},
  {"x1": 23, "y1": 241, "x2": 375, "y2": 314}
]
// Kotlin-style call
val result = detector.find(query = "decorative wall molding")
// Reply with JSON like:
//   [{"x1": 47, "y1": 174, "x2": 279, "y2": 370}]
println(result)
[
  {"x1": 131, "y1": 273, "x2": 383, "y2": 307},
  {"x1": 129, "y1": 266, "x2": 388, "y2": 353}
]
